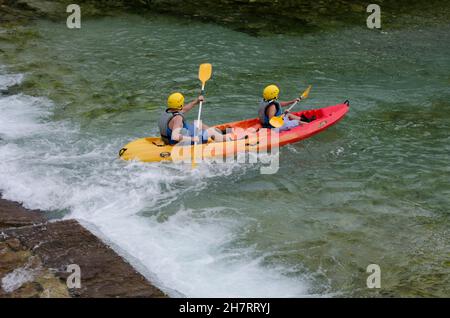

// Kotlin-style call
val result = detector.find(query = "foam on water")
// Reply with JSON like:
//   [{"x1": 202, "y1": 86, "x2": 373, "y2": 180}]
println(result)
[
  {"x1": 0, "y1": 73, "x2": 23, "y2": 90},
  {"x1": 0, "y1": 70, "x2": 310, "y2": 297},
  {"x1": 0, "y1": 94, "x2": 53, "y2": 139}
]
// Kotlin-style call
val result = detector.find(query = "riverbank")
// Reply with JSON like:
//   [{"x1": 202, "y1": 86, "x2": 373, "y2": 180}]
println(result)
[
  {"x1": 0, "y1": 197, "x2": 167, "y2": 298},
  {"x1": 2, "y1": 0, "x2": 449, "y2": 35}
]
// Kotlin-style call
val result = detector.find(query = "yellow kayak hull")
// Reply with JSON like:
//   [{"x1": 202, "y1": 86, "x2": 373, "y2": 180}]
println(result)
[{"x1": 119, "y1": 136, "x2": 264, "y2": 163}]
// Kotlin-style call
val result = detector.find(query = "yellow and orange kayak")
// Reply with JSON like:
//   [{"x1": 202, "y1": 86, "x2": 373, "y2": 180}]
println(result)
[{"x1": 119, "y1": 101, "x2": 349, "y2": 163}]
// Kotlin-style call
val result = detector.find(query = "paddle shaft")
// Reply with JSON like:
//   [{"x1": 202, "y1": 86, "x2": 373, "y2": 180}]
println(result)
[
  {"x1": 194, "y1": 84, "x2": 205, "y2": 145},
  {"x1": 285, "y1": 99, "x2": 299, "y2": 113},
  {"x1": 196, "y1": 85, "x2": 205, "y2": 127},
  {"x1": 279, "y1": 99, "x2": 300, "y2": 120}
]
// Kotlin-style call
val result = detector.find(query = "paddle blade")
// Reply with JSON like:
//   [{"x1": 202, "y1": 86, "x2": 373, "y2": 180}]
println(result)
[
  {"x1": 301, "y1": 85, "x2": 312, "y2": 99},
  {"x1": 269, "y1": 115, "x2": 284, "y2": 128},
  {"x1": 199, "y1": 63, "x2": 212, "y2": 85}
]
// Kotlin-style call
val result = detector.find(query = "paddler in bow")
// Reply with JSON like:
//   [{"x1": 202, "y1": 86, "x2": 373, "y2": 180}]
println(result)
[{"x1": 258, "y1": 84, "x2": 308, "y2": 130}]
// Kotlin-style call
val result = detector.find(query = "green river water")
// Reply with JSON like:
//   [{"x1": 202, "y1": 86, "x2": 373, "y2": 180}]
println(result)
[{"x1": 0, "y1": 13, "x2": 449, "y2": 297}]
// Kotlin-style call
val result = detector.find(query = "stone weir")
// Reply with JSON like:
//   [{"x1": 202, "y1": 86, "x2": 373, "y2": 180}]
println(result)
[{"x1": 0, "y1": 197, "x2": 167, "y2": 298}]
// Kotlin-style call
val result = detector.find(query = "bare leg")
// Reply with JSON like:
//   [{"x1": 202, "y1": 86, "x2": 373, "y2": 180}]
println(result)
[
  {"x1": 287, "y1": 113, "x2": 308, "y2": 124},
  {"x1": 200, "y1": 123, "x2": 232, "y2": 142}
]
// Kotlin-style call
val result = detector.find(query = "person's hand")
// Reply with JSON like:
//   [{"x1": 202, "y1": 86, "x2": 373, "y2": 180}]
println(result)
[
  {"x1": 295, "y1": 97, "x2": 301, "y2": 102},
  {"x1": 197, "y1": 95, "x2": 205, "y2": 103},
  {"x1": 283, "y1": 110, "x2": 290, "y2": 115}
]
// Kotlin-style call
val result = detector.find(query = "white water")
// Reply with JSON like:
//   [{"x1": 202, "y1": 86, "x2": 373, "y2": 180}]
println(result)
[
  {"x1": 0, "y1": 70, "x2": 310, "y2": 297},
  {"x1": 1, "y1": 257, "x2": 40, "y2": 293}
]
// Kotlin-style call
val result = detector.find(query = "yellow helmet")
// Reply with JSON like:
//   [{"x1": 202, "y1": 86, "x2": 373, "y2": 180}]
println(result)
[
  {"x1": 263, "y1": 84, "x2": 280, "y2": 101},
  {"x1": 167, "y1": 92, "x2": 185, "y2": 110}
]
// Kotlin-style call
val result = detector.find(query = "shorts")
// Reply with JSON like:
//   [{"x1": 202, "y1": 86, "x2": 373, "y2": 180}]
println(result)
[
  {"x1": 277, "y1": 118, "x2": 299, "y2": 132},
  {"x1": 184, "y1": 122, "x2": 209, "y2": 144}
]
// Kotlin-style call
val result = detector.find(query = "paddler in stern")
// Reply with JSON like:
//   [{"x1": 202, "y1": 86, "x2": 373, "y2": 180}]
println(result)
[
  {"x1": 159, "y1": 92, "x2": 229, "y2": 145},
  {"x1": 258, "y1": 84, "x2": 306, "y2": 130}
]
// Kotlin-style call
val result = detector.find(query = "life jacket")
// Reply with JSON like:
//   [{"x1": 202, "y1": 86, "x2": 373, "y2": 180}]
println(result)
[
  {"x1": 158, "y1": 110, "x2": 189, "y2": 145},
  {"x1": 258, "y1": 99, "x2": 282, "y2": 128}
]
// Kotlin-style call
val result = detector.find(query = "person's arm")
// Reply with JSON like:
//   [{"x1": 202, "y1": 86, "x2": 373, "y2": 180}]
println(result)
[
  {"x1": 266, "y1": 104, "x2": 277, "y2": 119},
  {"x1": 280, "y1": 98, "x2": 300, "y2": 107},
  {"x1": 181, "y1": 95, "x2": 204, "y2": 114},
  {"x1": 169, "y1": 116, "x2": 199, "y2": 143}
]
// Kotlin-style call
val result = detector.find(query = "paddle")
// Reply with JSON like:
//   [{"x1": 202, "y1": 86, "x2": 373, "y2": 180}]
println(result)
[
  {"x1": 192, "y1": 63, "x2": 212, "y2": 167},
  {"x1": 269, "y1": 85, "x2": 312, "y2": 128}
]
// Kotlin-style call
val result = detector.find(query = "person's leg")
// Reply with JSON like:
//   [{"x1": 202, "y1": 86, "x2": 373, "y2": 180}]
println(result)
[
  {"x1": 202, "y1": 122, "x2": 247, "y2": 142},
  {"x1": 287, "y1": 113, "x2": 300, "y2": 121},
  {"x1": 300, "y1": 113, "x2": 316, "y2": 122},
  {"x1": 207, "y1": 127, "x2": 231, "y2": 142},
  {"x1": 287, "y1": 113, "x2": 308, "y2": 124},
  {"x1": 186, "y1": 122, "x2": 210, "y2": 132},
  {"x1": 200, "y1": 123, "x2": 210, "y2": 130},
  {"x1": 200, "y1": 123, "x2": 225, "y2": 142},
  {"x1": 182, "y1": 123, "x2": 209, "y2": 144},
  {"x1": 279, "y1": 117, "x2": 299, "y2": 131},
  {"x1": 191, "y1": 122, "x2": 247, "y2": 143},
  {"x1": 186, "y1": 121, "x2": 224, "y2": 143}
]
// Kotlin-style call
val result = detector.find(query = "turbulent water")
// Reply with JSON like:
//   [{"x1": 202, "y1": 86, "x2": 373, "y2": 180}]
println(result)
[{"x1": 1, "y1": 14, "x2": 449, "y2": 297}]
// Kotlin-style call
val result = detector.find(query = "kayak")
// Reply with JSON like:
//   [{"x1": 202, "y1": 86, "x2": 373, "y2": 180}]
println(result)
[{"x1": 119, "y1": 101, "x2": 349, "y2": 163}]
